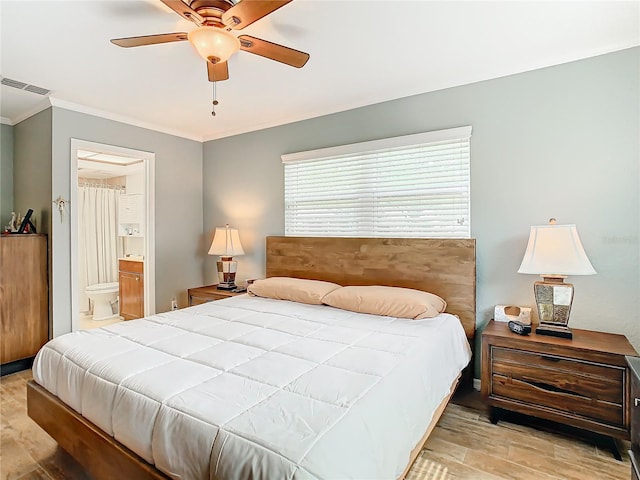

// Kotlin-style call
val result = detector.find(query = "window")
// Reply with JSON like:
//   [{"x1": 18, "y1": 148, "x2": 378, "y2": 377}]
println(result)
[{"x1": 282, "y1": 126, "x2": 471, "y2": 238}]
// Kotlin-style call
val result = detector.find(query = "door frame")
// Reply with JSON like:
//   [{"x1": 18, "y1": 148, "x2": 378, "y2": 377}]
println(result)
[{"x1": 70, "y1": 139, "x2": 156, "y2": 331}]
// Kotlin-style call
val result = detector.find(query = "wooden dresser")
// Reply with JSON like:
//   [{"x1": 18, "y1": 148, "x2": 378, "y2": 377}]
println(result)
[
  {"x1": 118, "y1": 259, "x2": 143, "y2": 320},
  {"x1": 482, "y1": 320, "x2": 638, "y2": 458},
  {"x1": 0, "y1": 234, "x2": 49, "y2": 375}
]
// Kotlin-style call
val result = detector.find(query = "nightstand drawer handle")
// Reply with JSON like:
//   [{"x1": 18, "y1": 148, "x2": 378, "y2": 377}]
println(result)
[
  {"x1": 540, "y1": 355, "x2": 560, "y2": 362},
  {"x1": 635, "y1": 398, "x2": 640, "y2": 407},
  {"x1": 526, "y1": 379, "x2": 577, "y2": 397}
]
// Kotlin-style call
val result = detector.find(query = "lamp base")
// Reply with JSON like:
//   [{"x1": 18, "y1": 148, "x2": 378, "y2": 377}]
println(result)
[
  {"x1": 216, "y1": 256, "x2": 238, "y2": 290},
  {"x1": 535, "y1": 323, "x2": 573, "y2": 339},
  {"x1": 532, "y1": 276, "x2": 574, "y2": 340}
]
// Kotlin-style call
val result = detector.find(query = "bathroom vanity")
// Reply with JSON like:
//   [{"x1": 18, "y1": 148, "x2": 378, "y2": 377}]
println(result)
[{"x1": 118, "y1": 258, "x2": 144, "y2": 320}]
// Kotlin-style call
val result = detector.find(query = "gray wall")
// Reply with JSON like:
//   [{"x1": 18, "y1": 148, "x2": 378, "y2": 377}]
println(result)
[
  {"x1": 13, "y1": 110, "x2": 52, "y2": 237},
  {"x1": 13, "y1": 109, "x2": 54, "y2": 334},
  {"x1": 203, "y1": 47, "x2": 640, "y2": 373},
  {"x1": 51, "y1": 107, "x2": 204, "y2": 336},
  {"x1": 0, "y1": 123, "x2": 14, "y2": 226}
]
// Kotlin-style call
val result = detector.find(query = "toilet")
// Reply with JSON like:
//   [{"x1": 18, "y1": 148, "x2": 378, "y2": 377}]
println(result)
[{"x1": 85, "y1": 282, "x2": 119, "y2": 321}]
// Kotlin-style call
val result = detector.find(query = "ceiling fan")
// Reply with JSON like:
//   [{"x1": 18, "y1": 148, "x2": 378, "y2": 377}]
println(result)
[{"x1": 111, "y1": 0, "x2": 310, "y2": 83}]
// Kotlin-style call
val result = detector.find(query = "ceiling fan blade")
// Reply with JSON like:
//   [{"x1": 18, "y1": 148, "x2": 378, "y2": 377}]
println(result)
[
  {"x1": 160, "y1": 0, "x2": 203, "y2": 25},
  {"x1": 223, "y1": 1, "x2": 292, "y2": 30},
  {"x1": 207, "y1": 61, "x2": 230, "y2": 82},
  {"x1": 238, "y1": 35, "x2": 309, "y2": 68},
  {"x1": 111, "y1": 32, "x2": 188, "y2": 48}
]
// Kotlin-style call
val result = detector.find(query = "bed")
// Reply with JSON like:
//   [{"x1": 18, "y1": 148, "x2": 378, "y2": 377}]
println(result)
[{"x1": 27, "y1": 236, "x2": 476, "y2": 480}]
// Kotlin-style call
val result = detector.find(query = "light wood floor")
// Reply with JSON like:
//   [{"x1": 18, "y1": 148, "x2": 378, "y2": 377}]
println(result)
[{"x1": 1, "y1": 370, "x2": 632, "y2": 480}]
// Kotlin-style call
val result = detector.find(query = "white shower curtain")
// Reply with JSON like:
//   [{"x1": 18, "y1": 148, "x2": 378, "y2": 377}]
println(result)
[{"x1": 78, "y1": 186, "x2": 123, "y2": 312}]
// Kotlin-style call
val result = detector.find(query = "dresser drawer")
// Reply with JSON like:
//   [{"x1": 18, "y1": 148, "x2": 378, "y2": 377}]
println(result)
[
  {"x1": 490, "y1": 347, "x2": 624, "y2": 427},
  {"x1": 187, "y1": 286, "x2": 241, "y2": 306},
  {"x1": 492, "y1": 347, "x2": 624, "y2": 404},
  {"x1": 492, "y1": 374, "x2": 623, "y2": 426},
  {"x1": 190, "y1": 294, "x2": 230, "y2": 305},
  {"x1": 189, "y1": 295, "x2": 212, "y2": 306},
  {"x1": 493, "y1": 348, "x2": 623, "y2": 383}
]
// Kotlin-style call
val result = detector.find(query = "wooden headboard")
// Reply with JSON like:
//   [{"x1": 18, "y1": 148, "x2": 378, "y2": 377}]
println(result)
[{"x1": 265, "y1": 236, "x2": 476, "y2": 342}]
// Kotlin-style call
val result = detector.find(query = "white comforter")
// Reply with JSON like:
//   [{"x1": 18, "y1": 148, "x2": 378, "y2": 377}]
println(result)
[{"x1": 33, "y1": 295, "x2": 471, "y2": 480}]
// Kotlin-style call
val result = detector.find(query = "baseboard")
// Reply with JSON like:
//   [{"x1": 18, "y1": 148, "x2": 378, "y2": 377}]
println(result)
[
  {"x1": 473, "y1": 378, "x2": 481, "y2": 391},
  {"x1": 1, "y1": 357, "x2": 34, "y2": 377}
]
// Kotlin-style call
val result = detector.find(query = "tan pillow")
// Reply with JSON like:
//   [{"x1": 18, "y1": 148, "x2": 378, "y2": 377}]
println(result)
[
  {"x1": 247, "y1": 277, "x2": 341, "y2": 305},
  {"x1": 322, "y1": 285, "x2": 446, "y2": 319}
]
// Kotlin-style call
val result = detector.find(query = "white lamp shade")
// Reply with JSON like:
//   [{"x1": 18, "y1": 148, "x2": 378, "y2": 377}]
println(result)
[
  {"x1": 518, "y1": 224, "x2": 596, "y2": 276},
  {"x1": 188, "y1": 27, "x2": 240, "y2": 63},
  {"x1": 208, "y1": 225, "x2": 245, "y2": 256}
]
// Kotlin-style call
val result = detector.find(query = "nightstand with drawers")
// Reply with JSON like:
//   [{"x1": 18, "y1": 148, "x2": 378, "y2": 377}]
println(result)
[
  {"x1": 482, "y1": 319, "x2": 638, "y2": 459},
  {"x1": 628, "y1": 356, "x2": 640, "y2": 479},
  {"x1": 187, "y1": 285, "x2": 245, "y2": 306}
]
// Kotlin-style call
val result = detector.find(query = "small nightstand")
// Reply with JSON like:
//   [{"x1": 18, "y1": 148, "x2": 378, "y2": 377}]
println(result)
[
  {"x1": 627, "y1": 356, "x2": 640, "y2": 479},
  {"x1": 187, "y1": 285, "x2": 244, "y2": 306},
  {"x1": 482, "y1": 319, "x2": 638, "y2": 459}
]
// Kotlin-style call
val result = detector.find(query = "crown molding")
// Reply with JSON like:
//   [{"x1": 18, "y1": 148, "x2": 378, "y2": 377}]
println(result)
[
  {"x1": 10, "y1": 99, "x2": 52, "y2": 125},
  {"x1": 48, "y1": 97, "x2": 203, "y2": 142},
  {"x1": 1, "y1": 117, "x2": 13, "y2": 126}
]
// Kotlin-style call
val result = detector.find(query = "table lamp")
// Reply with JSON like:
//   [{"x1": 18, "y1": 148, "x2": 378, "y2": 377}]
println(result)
[
  {"x1": 517, "y1": 219, "x2": 596, "y2": 339},
  {"x1": 208, "y1": 224, "x2": 244, "y2": 290}
]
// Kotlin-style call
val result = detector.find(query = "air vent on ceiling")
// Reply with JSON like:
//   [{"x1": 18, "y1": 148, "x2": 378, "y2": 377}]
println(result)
[
  {"x1": 24, "y1": 84, "x2": 51, "y2": 95},
  {"x1": 1, "y1": 77, "x2": 27, "y2": 89},
  {"x1": 1, "y1": 77, "x2": 51, "y2": 96}
]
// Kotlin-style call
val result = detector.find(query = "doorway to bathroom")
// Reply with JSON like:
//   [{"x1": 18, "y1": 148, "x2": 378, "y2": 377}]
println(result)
[{"x1": 70, "y1": 139, "x2": 155, "y2": 331}]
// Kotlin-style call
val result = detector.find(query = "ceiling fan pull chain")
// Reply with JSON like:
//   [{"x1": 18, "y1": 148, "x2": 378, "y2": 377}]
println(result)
[{"x1": 211, "y1": 80, "x2": 219, "y2": 116}]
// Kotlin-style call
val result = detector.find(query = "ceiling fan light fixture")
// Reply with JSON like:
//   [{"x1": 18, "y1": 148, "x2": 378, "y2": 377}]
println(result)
[{"x1": 188, "y1": 26, "x2": 240, "y2": 63}]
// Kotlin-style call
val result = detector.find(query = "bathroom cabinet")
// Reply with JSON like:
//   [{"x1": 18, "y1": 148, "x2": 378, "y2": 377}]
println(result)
[
  {"x1": 118, "y1": 194, "x2": 144, "y2": 237},
  {"x1": 119, "y1": 259, "x2": 143, "y2": 320},
  {"x1": 0, "y1": 234, "x2": 49, "y2": 374}
]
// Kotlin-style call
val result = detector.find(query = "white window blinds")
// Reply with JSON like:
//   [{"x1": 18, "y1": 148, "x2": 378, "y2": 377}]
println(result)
[{"x1": 282, "y1": 126, "x2": 471, "y2": 238}]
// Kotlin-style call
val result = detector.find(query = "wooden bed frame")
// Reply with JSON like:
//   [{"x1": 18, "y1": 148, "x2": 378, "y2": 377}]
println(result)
[
  {"x1": 27, "y1": 236, "x2": 476, "y2": 480},
  {"x1": 265, "y1": 236, "x2": 476, "y2": 342}
]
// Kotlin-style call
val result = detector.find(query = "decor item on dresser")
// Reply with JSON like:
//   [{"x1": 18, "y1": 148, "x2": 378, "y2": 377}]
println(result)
[
  {"x1": 0, "y1": 234, "x2": 48, "y2": 375},
  {"x1": 482, "y1": 319, "x2": 638, "y2": 460},
  {"x1": 208, "y1": 224, "x2": 244, "y2": 290},
  {"x1": 517, "y1": 218, "x2": 596, "y2": 339},
  {"x1": 627, "y1": 356, "x2": 640, "y2": 480},
  {"x1": 17, "y1": 208, "x2": 37, "y2": 233},
  {"x1": 4, "y1": 211, "x2": 18, "y2": 232}
]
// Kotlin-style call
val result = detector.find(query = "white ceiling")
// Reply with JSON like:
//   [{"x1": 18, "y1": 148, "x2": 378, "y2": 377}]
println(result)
[
  {"x1": 77, "y1": 149, "x2": 145, "y2": 179},
  {"x1": 1, "y1": 1, "x2": 638, "y2": 142}
]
